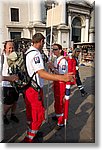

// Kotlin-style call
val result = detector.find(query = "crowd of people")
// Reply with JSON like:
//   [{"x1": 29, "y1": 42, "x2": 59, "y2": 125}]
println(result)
[{"x1": 1, "y1": 33, "x2": 87, "y2": 143}]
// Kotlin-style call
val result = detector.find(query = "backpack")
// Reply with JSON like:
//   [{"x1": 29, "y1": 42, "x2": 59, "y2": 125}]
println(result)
[{"x1": 6, "y1": 50, "x2": 41, "y2": 92}]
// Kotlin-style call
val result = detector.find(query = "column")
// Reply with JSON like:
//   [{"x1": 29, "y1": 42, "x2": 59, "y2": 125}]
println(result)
[
  {"x1": 29, "y1": 0, "x2": 42, "y2": 24},
  {"x1": 81, "y1": 25, "x2": 85, "y2": 42},
  {"x1": 23, "y1": 28, "x2": 30, "y2": 39},
  {"x1": 33, "y1": 0, "x2": 42, "y2": 23},
  {"x1": 58, "y1": 30, "x2": 62, "y2": 44},
  {"x1": 89, "y1": 6, "x2": 95, "y2": 43},
  {"x1": 89, "y1": 28, "x2": 95, "y2": 43},
  {"x1": 68, "y1": 13, "x2": 71, "y2": 28},
  {"x1": 85, "y1": 16, "x2": 89, "y2": 42},
  {"x1": 68, "y1": 13, "x2": 72, "y2": 44},
  {"x1": 67, "y1": 31, "x2": 70, "y2": 48}
]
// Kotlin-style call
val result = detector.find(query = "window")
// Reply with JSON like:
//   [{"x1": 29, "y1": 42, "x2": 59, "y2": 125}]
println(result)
[
  {"x1": 11, "y1": 8, "x2": 19, "y2": 22},
  {"x1": 10, "y1": 32, "x2": 21, "y2": 39},
  {"x1": 72, "y1": 17, "x2": 81, "y2": 27},
  {"x1": 72, "y1": 17, "x2": 81, "y2": 43}
]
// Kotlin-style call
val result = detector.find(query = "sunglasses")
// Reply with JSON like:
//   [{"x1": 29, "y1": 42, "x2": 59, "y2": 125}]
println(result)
[{"x1": 53, "y1": 48, "x2": 59, "y2": 51}]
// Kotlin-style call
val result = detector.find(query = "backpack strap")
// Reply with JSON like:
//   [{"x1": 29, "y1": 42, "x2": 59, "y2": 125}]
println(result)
[
  {"x1": 57, "y1": 56, "x2": 66, "y2": 71},
  {"x1": 24, "y1": 49, "x2": 36, "y2": 79},
  {"x1": 24, "y1": 49, "x2": 41, "y2": 91},
  {"x1": 25, "y1": 49, "x2": 37, "y2": 78},
  {"x1": 25, "y1": 49, "x2": 37, "y2": 56}
]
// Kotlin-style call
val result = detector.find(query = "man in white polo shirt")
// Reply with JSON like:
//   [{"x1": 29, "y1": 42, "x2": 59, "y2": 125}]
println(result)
[
  {"x1": 23, "y1": 33, "x2": 74, "y2": 143},
  {"x1": 2, "y1": 41, "x2": 19, "y2": 125}
]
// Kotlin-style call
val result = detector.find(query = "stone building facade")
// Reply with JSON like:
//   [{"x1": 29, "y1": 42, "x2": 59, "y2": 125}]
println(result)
[{"x1": 0, "y1": 0, "x2": 95, "y2": 52}]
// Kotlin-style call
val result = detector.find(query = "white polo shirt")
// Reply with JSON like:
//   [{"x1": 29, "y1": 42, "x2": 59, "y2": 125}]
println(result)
[
  {"x1": 25, "y1": 46, "x2": 44, "y2": 88},
  {"x1": 2, "y1": 53, "x2": 12, "y2": 87},
  {"x1": 54, "y1": 56, "x2": 68, "y2": 74}
]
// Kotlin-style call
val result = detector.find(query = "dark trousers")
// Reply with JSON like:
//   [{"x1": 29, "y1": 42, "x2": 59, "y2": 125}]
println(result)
[{"x1": 76, "y1": 71, "x2": 85, "y2": 94}]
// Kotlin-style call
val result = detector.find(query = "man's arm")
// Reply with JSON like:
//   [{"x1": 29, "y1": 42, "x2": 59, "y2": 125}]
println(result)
[
  {"x1": 38, "y1": 69, "x2": 74, "y2": 82},
  {"x1": 1, "y1": 75, "x2": 19, "y2": 82}
]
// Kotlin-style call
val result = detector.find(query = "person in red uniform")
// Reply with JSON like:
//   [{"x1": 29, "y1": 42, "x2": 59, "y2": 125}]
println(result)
[
  {"x1": 48, "y1": 44, "x2": 71, "y2": 129},
  {"x1": 22, "y1": 33, "x2": 75, "y2": 143},
  {"x1": 63, "y1": 49, "x2": 76, "y2": 126},
  {"x1": 66, "y1": 49, "x2": 76, "y2": 84}
]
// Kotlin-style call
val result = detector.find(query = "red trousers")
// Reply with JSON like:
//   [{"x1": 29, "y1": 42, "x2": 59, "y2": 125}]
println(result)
[
  {"x1": 24, "y1": 87, "x2": 45, "y2": 142},
  {"x1": 53, "y1": 81, "x2": 66, "y2": 126}
]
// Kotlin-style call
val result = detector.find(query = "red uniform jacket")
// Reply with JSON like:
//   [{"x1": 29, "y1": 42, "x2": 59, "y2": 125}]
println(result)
[{"x1": 66, "y1": 56, "x2": 76, "y2": 85}]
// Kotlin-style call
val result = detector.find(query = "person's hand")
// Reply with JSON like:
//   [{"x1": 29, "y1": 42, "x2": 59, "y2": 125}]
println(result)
[
  {"x1": 9, "y1": 75, "x2": 19, "y2": 82},
  {"x1": 47, "y1": 62, "x2": 54, "y2": 70},
  {"x1": 2, "y1": 75, "x2": 19, "y2": 82},
  {"x1": 63, "y1": 72, "x2": 75, "y2": 82}
]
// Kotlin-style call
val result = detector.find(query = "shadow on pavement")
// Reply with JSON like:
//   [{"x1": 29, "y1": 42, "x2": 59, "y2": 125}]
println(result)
[{"x1": 2, "y1": 67, "x2": 95, "y2": 143}]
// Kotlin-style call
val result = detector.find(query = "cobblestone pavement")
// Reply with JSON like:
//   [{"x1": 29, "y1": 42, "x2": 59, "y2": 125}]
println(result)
[{"x1": 1, "y1": 66, "x2": 95, "y2": 143}]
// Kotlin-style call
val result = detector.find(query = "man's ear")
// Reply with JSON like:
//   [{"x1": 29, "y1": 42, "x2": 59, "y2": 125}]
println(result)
[{"x1": 41, "y1": 39, "x2": 45, "y2": 44}]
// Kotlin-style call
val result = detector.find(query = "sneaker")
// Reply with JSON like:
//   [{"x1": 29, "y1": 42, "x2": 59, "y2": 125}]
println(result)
[
  {"x1": 3, "y1": 115, "x2": 9, "y2": 125},
  {"x1": 20, "y1": 138, "x2": 33, "y2": 143},
  {"x1": 52, "y1": 116, "x2": 58, "y2": 121},
  {"x1": 10, "y1": 114, "x2": 19, "y2": 123},
  {"x1": 81, "y1": 91, "x2": 87, "y2": 97},
  {"x1": 32, "y1": 136, "x2": 39, "y2": 143},
  {"x1": 20, "y1": 136, "x2": 39, "y2": 143}
]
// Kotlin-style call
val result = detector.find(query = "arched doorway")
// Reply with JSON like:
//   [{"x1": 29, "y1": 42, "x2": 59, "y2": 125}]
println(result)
[{"x1": 72, "y1": 17, "x2": 81, "y2": 43}]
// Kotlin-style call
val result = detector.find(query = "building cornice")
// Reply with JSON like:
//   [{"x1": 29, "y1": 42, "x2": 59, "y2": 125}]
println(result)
[
  {"x1": 67, "y1": 1, "x2": 92, "y2": 8},
  {"x1": 6, "y1": 24, "x2": 26, "y2": 29},
  {"x1": 67, "y1": 9, "x2": 90, "y2": 16},
  {"x1": 27, "y1": 22, "x2": 46, "y2": 29},
  {"x1": 57, "y1": 24, "x2": 70, "y2": 30}
]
